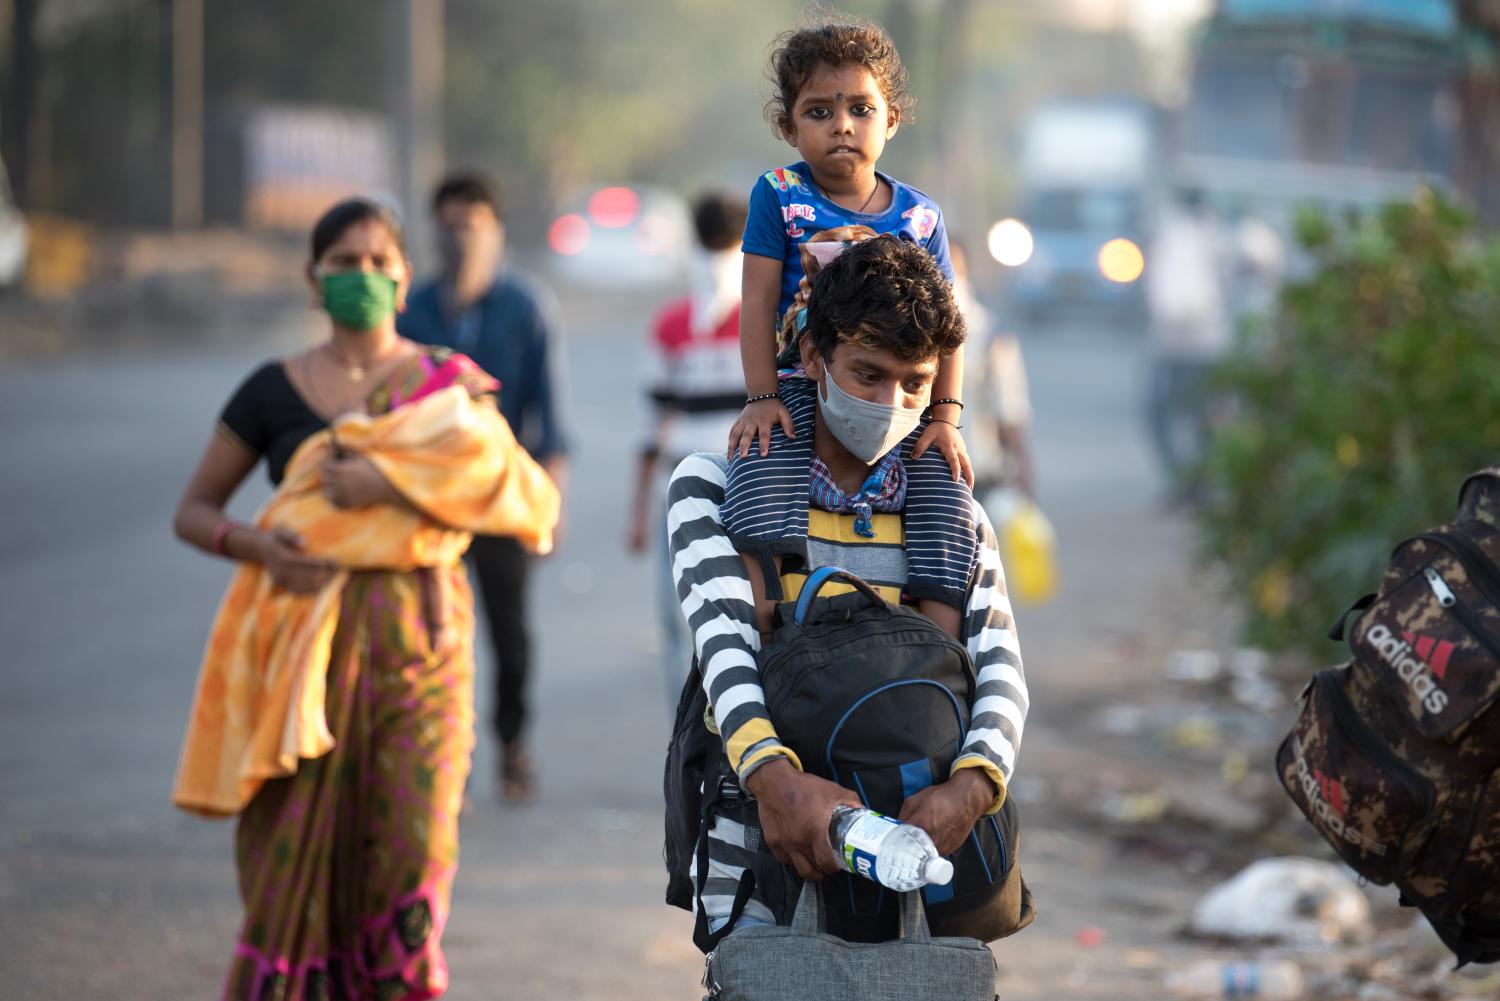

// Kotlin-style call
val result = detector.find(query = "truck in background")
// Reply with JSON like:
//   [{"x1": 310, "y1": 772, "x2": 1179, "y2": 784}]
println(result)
[{"x1": 1169, "y1": 0, "x2": 1464, "y2": 283}]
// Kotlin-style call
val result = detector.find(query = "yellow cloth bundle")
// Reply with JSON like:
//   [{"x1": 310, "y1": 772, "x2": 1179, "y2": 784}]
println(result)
[{"x1": 173, "y1": 386, "x2": 560, "y2": 817}]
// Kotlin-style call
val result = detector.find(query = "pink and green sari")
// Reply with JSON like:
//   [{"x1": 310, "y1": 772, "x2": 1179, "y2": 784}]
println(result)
[{"x1": 221, "y1": 348, "x2": 506, "y2": 1001}]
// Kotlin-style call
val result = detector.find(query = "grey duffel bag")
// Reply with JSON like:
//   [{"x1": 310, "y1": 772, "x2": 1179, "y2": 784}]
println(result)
[{"x1": 703, "y1": 883, "x2": 998, "y2": 1001}]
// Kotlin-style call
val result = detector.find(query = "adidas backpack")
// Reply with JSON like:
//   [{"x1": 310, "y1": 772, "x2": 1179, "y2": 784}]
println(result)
[{"x1": 1277, "y1": 468, "x2": 1500, "y2": 965}]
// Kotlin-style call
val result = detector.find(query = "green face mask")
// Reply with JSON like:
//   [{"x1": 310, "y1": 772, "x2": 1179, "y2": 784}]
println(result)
[{"x1": 320, "y1": 271, "x2": 399, "y2": 330}]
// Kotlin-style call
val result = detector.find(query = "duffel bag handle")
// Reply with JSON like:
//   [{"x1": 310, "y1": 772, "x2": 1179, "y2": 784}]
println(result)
[
  {"x1": 1328, "y1": 593, "x2": 1376, "y2": 642},
  {"x1": 794, "y1": 566, "x2": 889, "y2": 624},
  {"x1": 789, "y1": 883, "x2": 932, "y2": 943}
]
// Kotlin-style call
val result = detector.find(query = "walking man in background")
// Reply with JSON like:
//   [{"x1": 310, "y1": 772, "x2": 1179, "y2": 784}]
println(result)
[
  {"x1": 399, "y1": 172, "x2": 570, "y2": 802},
  {"x1": 1144, "y1": 186, "x2": 1230, "y2": 499}
]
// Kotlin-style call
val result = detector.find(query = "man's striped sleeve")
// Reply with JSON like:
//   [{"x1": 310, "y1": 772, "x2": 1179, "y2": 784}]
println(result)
[
  {"x1": 667, "y1": 453, "x2": 801, "y2": 780},
  {"x1": 951, "y1": 505, "x2": 1029, "y2": 813}
]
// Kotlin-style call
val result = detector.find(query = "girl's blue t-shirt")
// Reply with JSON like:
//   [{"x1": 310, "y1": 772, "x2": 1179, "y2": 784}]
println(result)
[{"x1": 742, "y1": 161, "x2": 954, "y2": 317}]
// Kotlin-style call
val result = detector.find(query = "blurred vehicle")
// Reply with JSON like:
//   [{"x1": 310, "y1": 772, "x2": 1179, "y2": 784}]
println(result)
[
  {"x1": 990, "y1": 100, "x2": 1155, "y2": 323},
  {"x1": 0, "y1": 153, "x2": 29, "y2": 289},
  {"x1": 1171, "y1": 0, "x2": 1464, "y2": 274},
  {"x1": 547, "y1": 184, "x2": 692, "y2": 288}
]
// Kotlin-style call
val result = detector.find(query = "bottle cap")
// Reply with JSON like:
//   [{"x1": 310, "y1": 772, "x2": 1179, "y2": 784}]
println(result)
[{"x1": 926, "y1": 858, "x2": 954, "y2": 886}]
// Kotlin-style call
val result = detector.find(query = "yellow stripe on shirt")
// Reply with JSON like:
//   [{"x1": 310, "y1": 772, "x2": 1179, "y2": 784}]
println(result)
[{"x1": 806, "y1": 508, "x2": 904, "y2": 545}]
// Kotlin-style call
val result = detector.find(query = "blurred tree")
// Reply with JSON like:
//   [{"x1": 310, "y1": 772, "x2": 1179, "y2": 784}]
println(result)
[
  {"x1": 205, "y1": 0, "x2": 387, "y2": 112},
  {"x1": 1196, "y1": 191, "x2": 1500, "y2": 655},
  {"x1": 443, "y1": 0, "x2": 810, "y2": 236},
  {"x1": 3, "y1": 0, "x2": 39, "y2": 207}
]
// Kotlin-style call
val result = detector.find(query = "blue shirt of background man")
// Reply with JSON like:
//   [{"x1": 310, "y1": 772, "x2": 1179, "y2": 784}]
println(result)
[
  {"x1": 741, "y1": 161, "x2": 955, "y2": 317},
  {"x1": 398, "y1": 273, "x2": 570, "y2": 460}
]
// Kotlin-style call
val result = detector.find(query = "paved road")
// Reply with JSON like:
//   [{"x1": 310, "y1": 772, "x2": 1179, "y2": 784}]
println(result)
[{"x1": 0, "y1": 299, "x2": 1228, "y2": 1000}]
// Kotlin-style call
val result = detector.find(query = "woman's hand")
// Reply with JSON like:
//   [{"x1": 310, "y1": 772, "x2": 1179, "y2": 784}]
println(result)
[
  {"x1": 321, "y1": 453, "x2": 398, "y2": 509},
  {"x1": 259, "y1": 527, "x2": 339, "y2": 594},
  {"x1": 911, "y1": 418, "x2": 976, "y2": 487},
  {"x1": 728, "y1": 397, "x2": 796, "y2": 460}
]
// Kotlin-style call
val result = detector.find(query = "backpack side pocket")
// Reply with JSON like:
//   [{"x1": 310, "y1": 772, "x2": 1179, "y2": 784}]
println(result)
[{"x1": 1277, "y1": 668, "x2": 1436, "y2": 884}]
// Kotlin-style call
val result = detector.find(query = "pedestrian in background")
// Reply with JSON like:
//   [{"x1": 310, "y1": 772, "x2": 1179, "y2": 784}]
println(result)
[
  {"x1": 952, "y1": 240, "x2": 1036, "y2": 504},
  {"x1": 625, "y1": 192, "x2": 749, "y2": 705},
  {"x1": 399, "y1": 172, "x2": 570, "y2": 802},
  {"x1": 1143, "y1": 186, "x2": 1230, "y2": 497},
  {"x1": 171, "y1": 198, "x2": 560, "y2": 1000}
]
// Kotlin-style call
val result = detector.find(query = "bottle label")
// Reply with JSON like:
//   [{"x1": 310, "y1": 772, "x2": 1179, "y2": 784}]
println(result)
[{"x1": 840, "y1": 811, "x2": 898, "y2": 882}]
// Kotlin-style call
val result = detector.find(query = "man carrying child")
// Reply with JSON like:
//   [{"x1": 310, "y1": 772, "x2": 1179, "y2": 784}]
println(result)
[{"x1": 668, "y1": 235, "x2": 1028, "y2": 937}]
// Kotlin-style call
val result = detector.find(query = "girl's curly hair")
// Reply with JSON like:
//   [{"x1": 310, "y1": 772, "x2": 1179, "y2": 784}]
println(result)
[
  {"x1": 805, "y1": 235, "x2": 966, "y2": 364},
  {"x1": 764, "y1": 13, "x2": 915, "y2": 141}
]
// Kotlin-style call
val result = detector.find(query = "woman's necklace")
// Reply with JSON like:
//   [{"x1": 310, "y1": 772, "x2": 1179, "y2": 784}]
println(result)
[{"x1": 322, "y1": 338, "x2": 402, "y2": 382}]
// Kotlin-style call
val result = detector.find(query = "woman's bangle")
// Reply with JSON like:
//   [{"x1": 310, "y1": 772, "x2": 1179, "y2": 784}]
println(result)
[
  {"x1": 929, "y1": 417, "x2": 964, "y2": 430},
  {"x1": 746, "y1": 392, "x2": 781, "y2": 404},
  {"x1": 930, "y1": 398, "x2": 965, "y2": 411},
  {"x1": 211, "y1": 518, "x2": 244, "y2": 556}
]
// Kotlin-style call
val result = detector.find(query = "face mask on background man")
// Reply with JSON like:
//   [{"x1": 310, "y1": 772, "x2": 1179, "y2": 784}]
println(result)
[{"x1": 437, "y1": 224, "x2": 501, "y2": 279}]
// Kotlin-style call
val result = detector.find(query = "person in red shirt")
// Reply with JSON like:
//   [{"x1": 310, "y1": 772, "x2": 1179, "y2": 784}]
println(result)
[{"x1": 626, "y1": 193, "x2": 750, "y2": 704}]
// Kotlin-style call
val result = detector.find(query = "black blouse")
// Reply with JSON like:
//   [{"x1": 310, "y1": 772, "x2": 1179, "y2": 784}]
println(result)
[{"x1": 217, "y1": 362, "x2": 328, "y2": 486}]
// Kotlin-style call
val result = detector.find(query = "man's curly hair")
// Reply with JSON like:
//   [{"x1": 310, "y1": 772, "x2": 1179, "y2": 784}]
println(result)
[
  {"x1": 804, "y1": 235, "x2": 965, "y2": 364},
  {"x1": 764, "y1": 13, "x2": 915, "y2": 141}
]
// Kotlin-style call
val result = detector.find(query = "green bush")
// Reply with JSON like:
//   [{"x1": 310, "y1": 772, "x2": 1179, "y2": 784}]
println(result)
[{"x1": 1197, "y1": 190, "x2": 1500, "y2": 654}]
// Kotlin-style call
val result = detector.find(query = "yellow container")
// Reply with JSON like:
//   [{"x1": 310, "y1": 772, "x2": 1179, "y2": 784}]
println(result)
[{"x1": 988, "y1": 491, "x2": 1058, "y2": 605}]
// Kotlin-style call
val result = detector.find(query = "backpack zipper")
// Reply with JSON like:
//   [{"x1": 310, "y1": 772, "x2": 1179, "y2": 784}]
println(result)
[
  {"x1": 1425, "y1": 567, "x2": 1457, "y2": 607},
  {"x1": 1318, "y1": 671, "x2": 1436, "y2": 819},
  {"x1": 1424, "y1": 564, "x2": 1500, "y2": 667},
  {"x1": 1419, "y1": 532, "x2": 1500, "y2": 610}
]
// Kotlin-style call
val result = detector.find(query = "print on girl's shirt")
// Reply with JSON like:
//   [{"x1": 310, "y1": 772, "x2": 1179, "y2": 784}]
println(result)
[
  {"x1": 764, "y1": 167, "x2": 810, "y2": 193},
  {"x1": 903, "y1": 206, "x2": 939, "y2": 240},
  {"x1": 782, "y1": 203, "x2": 817, "y2": 239},
  {"x1": 742, "y1": 161, "x2": 954, "y2": 317}
]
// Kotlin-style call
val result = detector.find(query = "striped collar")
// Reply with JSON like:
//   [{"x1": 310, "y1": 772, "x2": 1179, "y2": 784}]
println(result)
[{"x1": 808, "y1": 449, "x2": 907, "y2": 538}]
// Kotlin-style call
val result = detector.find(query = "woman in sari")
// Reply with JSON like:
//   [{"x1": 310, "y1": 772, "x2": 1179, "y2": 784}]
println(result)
[{"x1": 171, "y1": 197, "x2": 559, "y2": 1000}]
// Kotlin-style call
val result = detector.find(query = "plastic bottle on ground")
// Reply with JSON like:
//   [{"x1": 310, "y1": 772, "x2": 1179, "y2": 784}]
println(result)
[
  {"x1": 1165, "y1": 959, "x2": 1304, "y2": 1000},
  {"x1": 827, "y1": 805, "x2": 954, "y2": 892}
]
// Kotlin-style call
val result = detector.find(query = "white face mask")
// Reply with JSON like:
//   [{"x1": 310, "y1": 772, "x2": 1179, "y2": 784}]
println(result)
[{"x1": 817, "y1": 365, "x2": 926, "y2": 464}]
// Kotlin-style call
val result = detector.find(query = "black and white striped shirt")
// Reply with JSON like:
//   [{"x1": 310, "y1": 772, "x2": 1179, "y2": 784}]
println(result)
[{"x1": 668, "y1": 451, "x2": 1028, "y2": 811}]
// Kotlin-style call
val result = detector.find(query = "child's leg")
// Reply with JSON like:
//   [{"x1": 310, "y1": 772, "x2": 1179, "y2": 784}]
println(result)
[
  {"x1": 902, "y1": 434, "x2": 978, "y2": 638},
  {"x1": 917, "y1": 598, "x2": 963, "y2": 640}
]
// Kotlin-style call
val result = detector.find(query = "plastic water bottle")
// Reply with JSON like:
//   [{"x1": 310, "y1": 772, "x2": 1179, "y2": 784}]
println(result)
[
  {"x1": 827, "y1": 806, "x2": 954, "y2": 891},
  {"x1": 1165, "y1": 960, "x2": 1304, "y2": 1000}
]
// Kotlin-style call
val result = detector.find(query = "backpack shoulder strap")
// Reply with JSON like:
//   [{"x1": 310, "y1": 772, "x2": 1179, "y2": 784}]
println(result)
[{"x1": 1458, "y1": 468, "x2": 1500, "y2": 526}]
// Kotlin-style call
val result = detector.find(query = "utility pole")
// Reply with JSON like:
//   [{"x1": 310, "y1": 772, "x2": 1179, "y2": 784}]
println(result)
[
  {"x1": 4, "y1": 0, "x2": 39, "y2": 208},
  {"x1": 392, "y1": 0, "x2": 444, "y2": 272},
  {"x1": 169, "y1": 0, "x2": 204, "y2": 228}
]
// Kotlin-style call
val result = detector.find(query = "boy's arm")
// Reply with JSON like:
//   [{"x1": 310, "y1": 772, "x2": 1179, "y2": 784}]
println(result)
[
  {"x1": 950, "y1": 505, "x2": 1029, "y2": 813},
  {"x1": 666, "y1": 453, "x2": 801, "y2": 780}
]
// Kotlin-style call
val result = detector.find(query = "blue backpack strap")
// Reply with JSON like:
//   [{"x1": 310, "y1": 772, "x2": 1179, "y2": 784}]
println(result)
[
  {"x1": 794, "y1": 566, "x2": 847, "y2": 624},
  {"x1": 794, "y1": 566, "x2": 891, "y2": 624}
]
